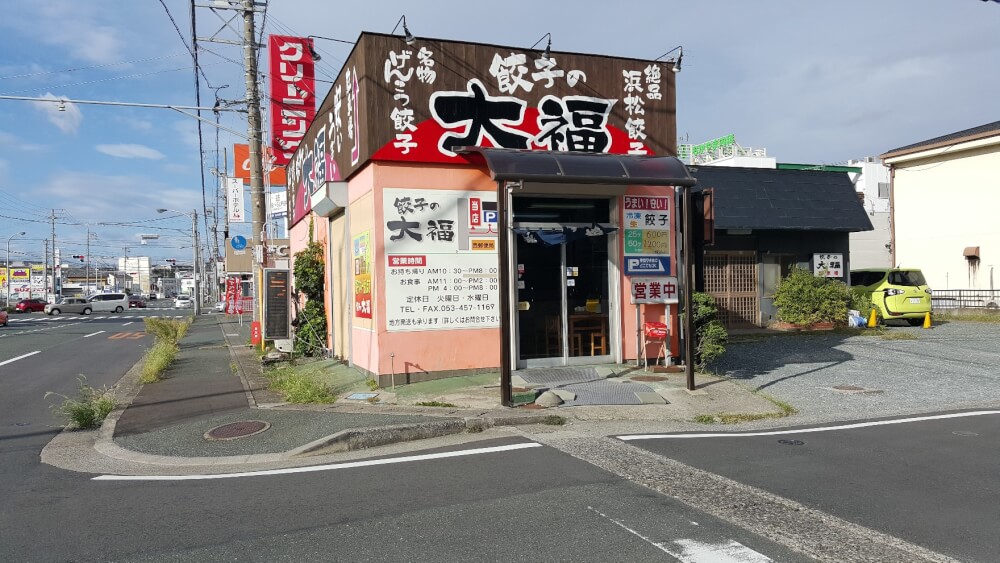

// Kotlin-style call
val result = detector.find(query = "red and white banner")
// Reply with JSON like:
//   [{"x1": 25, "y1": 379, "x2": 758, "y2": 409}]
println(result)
[
  {"x1": 268, "y1": 35, "x2": 316, "y2": 166},
  {"x1": 225, "y1": 277, "x2": 244, "y2": 315}
]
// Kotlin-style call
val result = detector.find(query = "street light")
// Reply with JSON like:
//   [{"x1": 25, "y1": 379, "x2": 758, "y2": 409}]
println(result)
[
  {"x1": 157, "y1": 209, "x2": 201, "y2": 316},
  {"x1": 6, "y1": 231, "x2": 26, "y2": 306}
]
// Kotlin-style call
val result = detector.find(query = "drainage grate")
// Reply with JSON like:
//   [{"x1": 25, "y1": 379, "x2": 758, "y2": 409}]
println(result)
[
  {"x1": 204, "y1": 420, "x2": 270, "y2": 441},
  {"x1": 778, "y1": 439, "x2": 805, "y2": 446}
]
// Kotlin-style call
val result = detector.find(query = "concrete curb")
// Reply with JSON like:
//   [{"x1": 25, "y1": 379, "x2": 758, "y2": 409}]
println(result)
[
  {"x1": 288, "y1": 414, "x2": 555, "y2": 458},
  {"x1": 219, "y1": 318, "x2": 259, "y2": 409},
  {"x1": 63, "y1": 321, "x2": 557, "y2": 470}
]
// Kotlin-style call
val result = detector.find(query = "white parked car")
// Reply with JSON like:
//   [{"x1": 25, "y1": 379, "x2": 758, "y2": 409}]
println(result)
[{"x1": 174, "y1": 294, "x2": 193, "y2": 308}]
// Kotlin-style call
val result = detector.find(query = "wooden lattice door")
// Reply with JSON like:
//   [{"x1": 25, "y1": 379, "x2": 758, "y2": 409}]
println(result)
[{"x1": 704, "y1": 252, "x2": 760, "y2": 329}]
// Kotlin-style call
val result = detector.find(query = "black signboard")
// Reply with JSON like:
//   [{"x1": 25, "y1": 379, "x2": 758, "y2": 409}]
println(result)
[{"x1": 263, "y1": 269, "x2": 290, "y2": 340}]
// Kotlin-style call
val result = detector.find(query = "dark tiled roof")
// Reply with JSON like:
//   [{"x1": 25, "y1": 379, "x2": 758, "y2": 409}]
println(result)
[
  {"x1": 884, "y1": 121, "x2": 1000, "y2": 156},
  {"x1": 692, "y1": 166, "x2": 873, "y2": 232}
]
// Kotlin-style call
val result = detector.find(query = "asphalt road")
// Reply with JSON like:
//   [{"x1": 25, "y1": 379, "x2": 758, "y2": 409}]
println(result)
[
  {"x1": 0, "y1": 304, "x2": 192, "y2": 559},
  {"x1": 1, "y1": 308, "x2": 802, "y2": 562},
  {"x1": 624, "y1": 411, "x2": 1000, "y2": 563},
  {"x1": 5, "y1": 437, "x2": 806, "y2": 562}
]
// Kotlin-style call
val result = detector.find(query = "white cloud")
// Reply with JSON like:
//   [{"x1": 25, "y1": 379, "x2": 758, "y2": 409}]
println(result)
[
  {"x1": 31, "y1": 92, "x2": 82, "y2": 134},
  {"x1": 0, "y1": 131, "x2": 46, "y2": 151},
  {"x1": 96, "y1": 143, "x2": 166, "y2": 160},
  {"x1": 20, "y1": 1, "x2": 125, "y2": 64},
  {"x1": 34, "y1": 172, "x2": 204, "y2": 222},
  {"x1": 172, "y1": 120, "x2": 201, "y2": 149}
]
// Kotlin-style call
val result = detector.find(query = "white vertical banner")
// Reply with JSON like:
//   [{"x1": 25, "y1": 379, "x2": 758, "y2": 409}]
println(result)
[{"x1": 227, "y1": 177, "x2": 246, "y2": 223}]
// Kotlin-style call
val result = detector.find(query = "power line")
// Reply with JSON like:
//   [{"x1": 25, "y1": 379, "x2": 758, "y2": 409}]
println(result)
[
  {"x1": 0, "y1": 53, "x2": 188, "y2": 81},
  {"x1": 0, "y1": 62, "x2": 226, "y2": 96}
]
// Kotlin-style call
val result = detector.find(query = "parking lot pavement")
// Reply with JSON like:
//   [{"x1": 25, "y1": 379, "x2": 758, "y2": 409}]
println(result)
[{"x1": 711, "y1": 321, "x2": 1000, "y2": 425}]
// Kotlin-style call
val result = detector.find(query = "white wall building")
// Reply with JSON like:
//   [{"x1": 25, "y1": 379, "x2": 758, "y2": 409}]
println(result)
[
  {"x1": 882, "y1": 121, "x2": 1000, "y2": 290},
  {"x1": 845, "y1": 157, "x2": 892, "y2": 269},
  {"x1": 118, "y1": 256, "x2": 151, "y2": 294}
]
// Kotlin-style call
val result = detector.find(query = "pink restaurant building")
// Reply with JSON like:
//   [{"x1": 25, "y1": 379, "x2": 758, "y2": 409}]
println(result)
[{"x1": 284, "y1": 32, "x2": 694, "y2": 404}]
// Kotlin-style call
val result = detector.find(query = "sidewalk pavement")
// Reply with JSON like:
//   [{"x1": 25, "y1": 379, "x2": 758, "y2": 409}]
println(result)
[{"x1": 43, "y1": 315, "x2": 787, "y2": 475}]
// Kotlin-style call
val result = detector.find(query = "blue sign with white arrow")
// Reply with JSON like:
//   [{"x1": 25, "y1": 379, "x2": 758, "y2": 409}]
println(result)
[{"x1": 625, "y1": 256, "x2": 671, "y2": 276}]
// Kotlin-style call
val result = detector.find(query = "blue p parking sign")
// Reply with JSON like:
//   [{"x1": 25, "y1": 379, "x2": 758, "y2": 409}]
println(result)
[{"x1": 625, "y1": 256, "x2": 671, "y2": 276}]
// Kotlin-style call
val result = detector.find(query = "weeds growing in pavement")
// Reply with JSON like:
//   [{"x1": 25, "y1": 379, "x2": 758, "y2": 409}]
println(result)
[
  {"x1": 934, "y1": 311, "x2": 1000, "y2": 323},
  {"x1": 143, "y1": 317, "x2": 190, "y2": 346},
  {"x1": 138, "y1": 317, "x2": 191, "y2": 383},
  {"x1": 542, "y1": 415, "x2": 566, "y2": 426},
  {"x1": 46, "y1": 376, "x2": 115, "y2": 430},
  {"x1": 694, "y1": 385, "x2": 798, "y2": 425},
  {"x1": 366, "y1": 378, "x2": 379, "y2": 391},
  {"x1": 265, "y1": 366, "x2": 335, "y2": 403},
  {"x1": 414, "y1": 400, "x2": 458, "y2": 408},
  {"x1": 880, "y1": 331, "x2": 919, "y2": 341},
  {"x1": 140, "y1": 342, "x2": 178, "y2": 383}
]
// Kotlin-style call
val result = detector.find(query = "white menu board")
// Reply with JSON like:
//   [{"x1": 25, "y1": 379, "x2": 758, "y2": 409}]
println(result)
[{"x1": 383, "y1": 188, "x2": 500, "y2": 332}]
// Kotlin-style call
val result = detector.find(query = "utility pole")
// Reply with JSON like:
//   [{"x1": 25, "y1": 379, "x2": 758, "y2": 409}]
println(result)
[
  {"x1": 242, "y1": 0, "x2": 266, "y2": 323},
  {"x1": 85, "y1": 226, "x2": 91, "y2": 296},
  {"x1": 123, "y1": 245, "x2": 129, "y2": 292},
  {"x1": 43, "y1": 239, "x2": 49, "y2": 298},
  {"x1": 192, "y1": 210, "x2": 202, "y2": 316},
  {"x1": 49, "y1": 209, "x2": 58, "y2": 299}
]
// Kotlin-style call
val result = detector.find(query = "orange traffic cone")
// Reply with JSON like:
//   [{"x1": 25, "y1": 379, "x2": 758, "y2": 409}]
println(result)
[
  {"x1": 867, "y1": 308, "x2": 878, "y2": 328},
  {"x1": 922, "y1": 312, "x2": 932, "y2": 329}
]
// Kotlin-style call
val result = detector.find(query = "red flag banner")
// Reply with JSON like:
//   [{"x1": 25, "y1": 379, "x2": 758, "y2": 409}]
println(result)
[{"x1": 268, "y1": 35, "x2": 316, "y2": 166}]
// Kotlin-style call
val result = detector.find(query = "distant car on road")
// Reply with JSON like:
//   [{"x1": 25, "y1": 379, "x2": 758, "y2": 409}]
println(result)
[
  {"x1": 174, "y1": 294, "x2": 193, "y2": 308},
  {"x1": 128, "y1": 295, "x2": 147, "y2": 308},
  {"x1": 0, "y1": 309, "x2": 8, "y2": 326},
  {"x1": 14, "y1": 298, "x2": 46, "y2": 313},
  {"x1": 214, "y1": 300, "x2": 226, "y2": 313},
  {"x1": 45, "y1": 297, "x2": 92, "y2": 316}
]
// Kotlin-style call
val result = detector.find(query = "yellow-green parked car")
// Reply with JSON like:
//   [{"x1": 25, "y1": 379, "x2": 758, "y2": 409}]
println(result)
[{"x1": 850, "y1": 268, "x2": 932, "y2": 325}]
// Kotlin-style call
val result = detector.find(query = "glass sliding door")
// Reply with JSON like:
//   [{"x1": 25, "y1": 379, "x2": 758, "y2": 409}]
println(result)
[{"x1": 513, "y1": 197, "x2": 613, "y2": 368}]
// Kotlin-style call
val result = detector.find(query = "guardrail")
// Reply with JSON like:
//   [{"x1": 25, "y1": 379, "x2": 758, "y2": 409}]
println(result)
[{"x1": 931, "y1": 289, "x2": 1000, "y2": 309}]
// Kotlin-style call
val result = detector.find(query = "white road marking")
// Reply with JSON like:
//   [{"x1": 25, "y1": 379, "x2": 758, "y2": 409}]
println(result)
[
  {"x1": 587, "y1": 507, "x2": 771, "y2": 562},
  {"x1": 83, "y1": 331, "x2": 106, "y2": 338},
  {"x1": 0, "y1": 351, "x2": 41, "y2": 367},
  {"x1": 122, "y1": 322, "x2": 133, "y2": 326},
  {"x1": 92, "y1": 442, "x2": 542, "y2": 481},
  {"x1": 618, "y1": 410, "x2": 1000, "y2": 441}
]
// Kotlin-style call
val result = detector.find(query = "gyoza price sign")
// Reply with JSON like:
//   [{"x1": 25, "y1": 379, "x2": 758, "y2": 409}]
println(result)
[{"x1": 630, "y1": 276, "x2": 679, "y2": 304}]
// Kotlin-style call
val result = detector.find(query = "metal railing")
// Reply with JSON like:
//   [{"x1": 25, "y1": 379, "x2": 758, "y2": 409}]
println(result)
[{"x1": 931, "y1": 289, "x2": 1000, "y2": 309}]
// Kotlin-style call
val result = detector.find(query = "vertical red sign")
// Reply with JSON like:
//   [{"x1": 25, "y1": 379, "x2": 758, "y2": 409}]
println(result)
[
  {"x1": 268, "y1": 35, "x2": 316, "y2": 166},
  {"x1": 250, "y1": 321, "x2": 262, "y2": 345},
  {"x1": 470, "y1": 198, "x2": 482, "y2": 226}
]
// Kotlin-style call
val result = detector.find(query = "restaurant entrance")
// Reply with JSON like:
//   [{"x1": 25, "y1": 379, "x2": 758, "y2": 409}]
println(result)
[{"x1": 513, "y1": 197, "x2": 615, "y2": 368}]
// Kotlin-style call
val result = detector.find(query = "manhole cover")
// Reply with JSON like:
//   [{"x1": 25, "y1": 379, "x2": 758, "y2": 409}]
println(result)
[
  {"x1": 832, "y1": 385, "x2": 865, "y2": 391},
  {"x1": 778, "y1": 439, "x2": 805, "y2": 446},
  {"x1": 631, "y1": 375, "x2": 668, "y2": 382},
  {"x1": 204, "y1": 420, "x2": 270, "y2": 441}
]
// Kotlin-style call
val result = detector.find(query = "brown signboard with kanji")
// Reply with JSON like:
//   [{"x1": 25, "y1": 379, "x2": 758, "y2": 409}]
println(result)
[{"x1": 287, "y1": 32, "x2": 677, "y2": 226}]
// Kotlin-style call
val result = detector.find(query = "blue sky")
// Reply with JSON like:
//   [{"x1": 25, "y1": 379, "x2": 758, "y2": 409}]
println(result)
[{"x1": 1, "y1": 0, "x2": 997, "y2": 268}]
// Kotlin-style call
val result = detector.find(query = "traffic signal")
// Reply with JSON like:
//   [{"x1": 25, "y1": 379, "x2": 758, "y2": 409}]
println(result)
[
  {"x1": 72, "y1": 255, "x2": 85, "y2": 262},
  {"x1": 166, "y1": 259, "x2": 177, "y2": 265}
]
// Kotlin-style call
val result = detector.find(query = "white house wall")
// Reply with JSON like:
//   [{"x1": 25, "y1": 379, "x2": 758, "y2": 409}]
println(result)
[
  {"x1": 850, "y1": 212, "x2": 891, "y2": 269},
  {"x1": 891, "y1": 143, "x2": 1000, "y2": 290}
]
